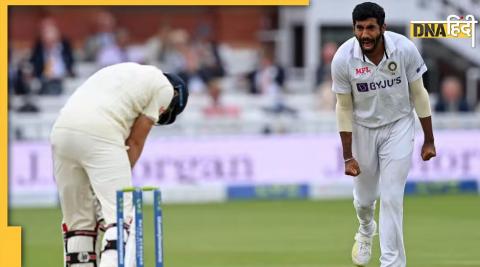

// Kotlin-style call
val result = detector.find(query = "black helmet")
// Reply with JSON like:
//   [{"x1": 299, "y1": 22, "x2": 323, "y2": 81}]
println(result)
[{"x1": 157, "y1": 73, "x2": 189, "y2": 125}]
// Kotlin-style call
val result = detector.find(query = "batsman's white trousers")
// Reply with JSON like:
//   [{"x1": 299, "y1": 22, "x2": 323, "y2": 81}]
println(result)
[
  {"x1": 352, "y1": 112, "x2": 415, "y2": 267},
  {"x1": 51, "y1": 127, "x2": 134, "y2": 230}
]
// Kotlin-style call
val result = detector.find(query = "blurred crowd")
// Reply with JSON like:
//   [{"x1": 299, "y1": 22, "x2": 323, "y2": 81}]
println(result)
[
  {"x1": 8, "y1": 11, "x2": 479, "y2": 117},
  {"x1": 9, "y1": 12, "x2": 294, "y2": 118}
]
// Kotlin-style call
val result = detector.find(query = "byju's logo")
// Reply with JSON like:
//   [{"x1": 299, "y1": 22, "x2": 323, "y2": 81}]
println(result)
[
  {"x1": 356, "y1": 83, "x2": 369, "y2": 92},
  {"x1": 356, "y1": 77, "x2": 402, "y2": 92}
]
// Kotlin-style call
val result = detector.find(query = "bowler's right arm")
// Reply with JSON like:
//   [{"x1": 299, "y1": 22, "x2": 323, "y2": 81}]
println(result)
[
  {"x1": 331, "y1": 51, "x2": 361, "y2": 177},
  {"x1": 336, "y1": 93, "x2": 361, "y2": 176}
]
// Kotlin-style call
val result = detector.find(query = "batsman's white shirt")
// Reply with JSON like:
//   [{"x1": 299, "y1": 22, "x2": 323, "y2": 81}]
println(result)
[
  {"x1": 50, "y1": 63, "x2": 175, "y2": 267},
  {"x1": 331, "y1": 31, "x2": 427, "y2": 128},
  {"x1": 53, "y1": 62, "x2": 174, "y2": 145}
]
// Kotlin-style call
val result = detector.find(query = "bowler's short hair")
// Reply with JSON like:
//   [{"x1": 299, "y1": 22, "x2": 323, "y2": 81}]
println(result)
[{"x1": 352, "y1": 2, "x2": 385, "y2": 26}]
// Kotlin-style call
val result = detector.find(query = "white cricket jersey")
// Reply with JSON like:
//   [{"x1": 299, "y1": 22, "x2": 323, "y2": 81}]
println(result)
[
  {"x1": 53, "y1": 62, "x2": 174, "y2": 144},
  {"x1": 331, "y1": 31, "x2": 427, "y2": 128}
]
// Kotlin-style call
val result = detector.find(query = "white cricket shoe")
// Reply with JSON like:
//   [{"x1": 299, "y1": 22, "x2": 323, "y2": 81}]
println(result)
[{"x1": 351, "y1": 221, "x2": 377, "y2": 266}]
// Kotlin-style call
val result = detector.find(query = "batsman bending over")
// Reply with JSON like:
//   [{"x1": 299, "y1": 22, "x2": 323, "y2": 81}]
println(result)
[
  {"x1": 50, "y1": 62, "x2": 188, "y2": 267},
  {"x1": 332, "y1": 3, "x2": 436, "y2": 267}
]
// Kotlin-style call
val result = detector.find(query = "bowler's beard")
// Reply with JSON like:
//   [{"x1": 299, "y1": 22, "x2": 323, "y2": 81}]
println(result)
[{"x1": 357, "y1": 34, "x2": 383, "y2": 54}]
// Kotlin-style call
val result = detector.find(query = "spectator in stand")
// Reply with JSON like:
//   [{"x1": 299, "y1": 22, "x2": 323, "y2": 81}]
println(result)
[
  {"x1": 162, "y1": 29, "x2": 207, "y2": 94},
  {"x1": 315, "y1": 42, "x2": 338, "y2": 87},
  {"x1": 30, "y1": 17, "x2": 75, "y2": 95},
  {"x1": 247, "y1": 46, "x2": 295, "y2": 115},
  {"x1": 192, "y1": 23, "x2": 226, "y2": 96},
  {"x1": 144, "y1": 24, "x2": 171, "y2": 65},
  {"x1": 315, "y1": 42, "x2": 338, "y2": 111},
  {"x1": 96, "y1": 28, "x2": 131, "y2": 68},
  {"x1": 248, "y1": 46, "x2": 285, "y2": 96},
  {"x1": 12, "y1": 60, "x2": 32, "y2": 96},
  {"x1": 315, "y1": 79, "x2": 336, "y2": 111},
  {"x1": 203, "y1": 82, "x2": 240, "y2": 118},
  {"x1": 10, "y1": 47, "x2": 40, "y2": 112},
  {"x1": 434, "y1": 76, "x2": 471, "y2": 112},
  {"x1": 84, "y1": 11, "x2": 118, "y2": 62},
  {"x1": 162, "y1": 29, "x2": 190, "y2": 74}
]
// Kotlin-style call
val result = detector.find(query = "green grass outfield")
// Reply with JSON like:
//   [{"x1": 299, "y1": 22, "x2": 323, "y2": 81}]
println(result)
[{"x1": 9, "y1": 195, "x2": 480, "y2": 267}]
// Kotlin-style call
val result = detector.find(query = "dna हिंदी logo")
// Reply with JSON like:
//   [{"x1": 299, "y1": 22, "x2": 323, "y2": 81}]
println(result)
[{"x1": 410, "y1": 15, "x2": 478, "y2": 47}]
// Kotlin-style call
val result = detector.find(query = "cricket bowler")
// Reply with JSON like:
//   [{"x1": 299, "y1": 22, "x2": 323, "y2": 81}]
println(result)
[{"x1": 331, "y1": 2, "x2": 436, "y2": 266}]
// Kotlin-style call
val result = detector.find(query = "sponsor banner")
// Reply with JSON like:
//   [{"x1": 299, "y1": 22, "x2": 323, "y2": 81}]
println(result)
[
  {"x1": 404, "y1": 180, "x2": 478, "y2": 195},
  {"x1": 408, "y1": 130, "x2": 480, "y2": 181},
  {"x1": 9, "y1": 191, "x2": 59, "y2": 208},
  {"x1": 160, "y1": 184, "x2": 226, "y2": 203},
  {"x1": 227, "y1": 179, "x2": 480, "y2": 201},
  {"x1": 10, "y1": 142, "x2": 56, "y2": 191},
  {"x1": 10, "y1": 131, "x2": 480, "y2": 195},
  {"x1": 131, "y1": 134, "x2": 340, "y2": 186},
  {"x1": 227, "y1": 184, "x2": 310, "y2": 200},
  {"x1": 309, "y1": 182, "x2": 353, "y2": 200}
]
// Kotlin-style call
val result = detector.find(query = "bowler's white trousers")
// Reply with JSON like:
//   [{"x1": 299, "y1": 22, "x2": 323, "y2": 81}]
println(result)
[{"x1": 352, "y1": 112, "x2": 415, "y2": 267}]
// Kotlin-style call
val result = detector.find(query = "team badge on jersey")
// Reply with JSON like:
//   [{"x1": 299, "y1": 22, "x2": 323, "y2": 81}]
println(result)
[{"x1": 387, "y1": 61, "x2": 398, "y2": 75}]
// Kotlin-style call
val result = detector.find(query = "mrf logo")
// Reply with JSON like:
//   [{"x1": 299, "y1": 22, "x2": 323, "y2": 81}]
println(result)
[
  {"x1": 355, "y1": 66, "x2": 371, "y2": 76},
  {"x1": 410, "y1": 15, "x2": 478, "y2": 47}
]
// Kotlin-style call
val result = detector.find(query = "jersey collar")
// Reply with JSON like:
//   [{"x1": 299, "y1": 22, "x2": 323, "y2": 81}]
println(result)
[{"x1": 353, "y1": 31, "x2": 397, "y2": 63}]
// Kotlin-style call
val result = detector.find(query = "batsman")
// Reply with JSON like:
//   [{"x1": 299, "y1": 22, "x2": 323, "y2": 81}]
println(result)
[
  {"x1": 50, "y1": 62, "x2": 188, "y2": 267},
  {"x1": 332, "y1": 2, "x2": 436, "y2": 267}
]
